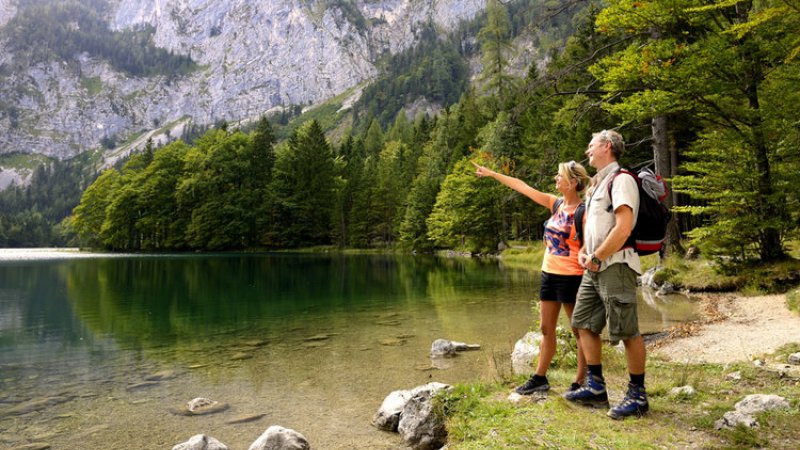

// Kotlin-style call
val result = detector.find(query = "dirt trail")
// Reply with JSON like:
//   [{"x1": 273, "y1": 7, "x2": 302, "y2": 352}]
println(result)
[{"x1": 652, "y1": 293, "x2": 800, "y2": 364}]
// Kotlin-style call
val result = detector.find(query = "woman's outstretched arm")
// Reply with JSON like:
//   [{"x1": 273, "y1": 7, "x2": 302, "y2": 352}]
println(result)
[{"x1": 472, "y1": 161, "x2": 555, "y2": 210}]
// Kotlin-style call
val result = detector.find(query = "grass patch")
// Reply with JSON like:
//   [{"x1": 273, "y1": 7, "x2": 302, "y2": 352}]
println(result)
[
  {"x1": 496, "y1": 241, "x2": 544, "y2": 271},
  {"x1": 787, "y1": 288, "x2": 800, "y2": 314},
  {"x1": 440, "y1": 348, "x2": 800, "y2": 449},
  {"x1": 80, "y1": 76, "x2": 103, "y2": 96},
  {"x1": 0, "y1": 152, "x2": 51, "y2": 170}
]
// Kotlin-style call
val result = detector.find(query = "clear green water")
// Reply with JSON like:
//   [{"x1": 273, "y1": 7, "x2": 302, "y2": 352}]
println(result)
[{"x1": 0, "y1": 250, "x2": 696, "y2": 449}]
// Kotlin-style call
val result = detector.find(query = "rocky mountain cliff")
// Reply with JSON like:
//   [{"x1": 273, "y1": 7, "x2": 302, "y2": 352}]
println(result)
[{"x1": 0, "y1": 0, "x2": 486, "y2": 169}]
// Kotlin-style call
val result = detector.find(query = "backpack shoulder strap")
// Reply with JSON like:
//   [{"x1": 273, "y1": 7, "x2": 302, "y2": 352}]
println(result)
[
  {"x1": 573, "y1": 202, "x2": 586, "y2": 247},
  {"x1": 606, "y1": 168, "x2": 638, "y2": 251},
  {"x1": 551, "y1": 198, "x2": 564, "y2": 215},
  {"x1": 606, "y1": 168, "x2": 638, "y2": 197}
]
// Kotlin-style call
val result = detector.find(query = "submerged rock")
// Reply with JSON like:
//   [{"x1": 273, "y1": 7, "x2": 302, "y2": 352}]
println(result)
[
  {"x1": 172, "y1": 434, "x2": 228, "y2": 450},
  {"x1": 126, "y1": 381, "x2": 160, "y2": 391},
  {"x1": 429, "y1": 339, "x2": 480, "y2": 357},
  {"x1": 379, "y1": 338, "x2": 407, "y2": 346},
  {"x1": 9, "y1": 443, "x2": 51, "y2": 450},
  {"x1": 303, "y1": 334, "x2": 331, "y2": 342},
  {"x1": 145, "y1": 370, "x2": 177, "y2": 381},
  {"x1": 231, "y1": 352, "x2": 253, "y2": 361},
  {"x1": 172, "y1": 397, "x2": 230, "y2": 416},
  {"x1": 3, "y1": 396, "x2": 72, "y2": 416},
  {"x1": 248, "y1": 425, "x2": 310, "y2": 450},
  {"x1": 226, "y1": 413, "x2": 267, "y2": 424}
]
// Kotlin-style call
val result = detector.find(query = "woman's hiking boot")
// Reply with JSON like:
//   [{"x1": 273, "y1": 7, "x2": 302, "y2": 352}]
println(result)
[
  {"x1": 515, "y1": 374, "x2": 550, "y2": 394},
  {"x1": 607, "y1": 382, "x2": 649, "y2": 419},
  {"x1": 562, "y1": 374, "x2": 609, "y2": 408}
]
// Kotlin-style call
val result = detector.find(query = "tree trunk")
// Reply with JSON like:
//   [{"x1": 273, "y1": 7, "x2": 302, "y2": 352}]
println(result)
[{"x1": 651, "y1": 114, "x2": 684, "y2": 258}]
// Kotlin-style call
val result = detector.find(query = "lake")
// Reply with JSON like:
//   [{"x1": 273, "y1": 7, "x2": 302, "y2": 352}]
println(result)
[{"x1": 0, "y1": 250, "x2": 696, "y2": 449}]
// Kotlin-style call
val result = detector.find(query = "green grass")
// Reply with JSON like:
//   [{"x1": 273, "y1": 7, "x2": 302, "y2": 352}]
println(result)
[
  {"x1": 438, "y1": 346, "x2": 800, "y2": 449},
  {"x1": 788, "y1": 287, "x2": 800, "y2": 314},
  {"x1": 80, "y1": 76, "x2": 103, "y2": 96},
  {"x1": 0, "y1": 152, "x2": 51, "y2": 170}
]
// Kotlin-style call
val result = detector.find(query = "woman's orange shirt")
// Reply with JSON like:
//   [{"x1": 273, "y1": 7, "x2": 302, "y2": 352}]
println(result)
[{"x1": 541, "y1": 200, "x2": 584, "y2": 276}]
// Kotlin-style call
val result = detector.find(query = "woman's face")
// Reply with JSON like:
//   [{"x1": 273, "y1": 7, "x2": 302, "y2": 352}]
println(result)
[{"x1": 554, "y1": 172, "x2": 575, "y2": 194}]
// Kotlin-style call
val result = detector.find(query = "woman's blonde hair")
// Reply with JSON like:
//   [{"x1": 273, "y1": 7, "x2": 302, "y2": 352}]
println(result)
[{"x1": 558, "y1": 161, "x2": 591, "y2": 196}]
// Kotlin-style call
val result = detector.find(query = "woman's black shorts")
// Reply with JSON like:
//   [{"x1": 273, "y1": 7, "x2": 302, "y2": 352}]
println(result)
[{"x1": 539, "y1": 272, "x2": 583, "y2": 303}]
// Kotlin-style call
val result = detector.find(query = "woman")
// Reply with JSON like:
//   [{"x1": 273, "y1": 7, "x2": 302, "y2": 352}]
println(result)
[{"x1": 472, "y1": 160, "x2": 591, "y2": 394}]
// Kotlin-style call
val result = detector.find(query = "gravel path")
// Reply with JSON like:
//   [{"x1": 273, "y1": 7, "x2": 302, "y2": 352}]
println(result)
[{"x1": 652, "y1": 294, "x2": 800, "y2": 364}]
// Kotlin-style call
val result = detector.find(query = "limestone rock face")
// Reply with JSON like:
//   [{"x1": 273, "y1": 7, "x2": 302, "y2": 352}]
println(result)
[{"x1": 0, "y1": 0, "x2": 487, "y2": 160}]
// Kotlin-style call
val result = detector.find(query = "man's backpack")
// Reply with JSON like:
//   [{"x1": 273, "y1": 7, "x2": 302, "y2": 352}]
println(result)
[
  {"x1": 611, "y1": 167, "x2": 671, "y2": 255},
  {"x1": 575, "y1": 167, "x2": 671, "y2": 256}
]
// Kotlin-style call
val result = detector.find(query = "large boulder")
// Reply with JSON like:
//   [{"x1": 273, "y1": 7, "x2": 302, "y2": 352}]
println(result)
[
  {"x1": 398, "y1": 389, "x2": 448, "y2": 450},
  {"x1": 248, "y1": 426, "x2": 310, "y2": 450},
  {"x1": 372, "y1": 382, "x2": 451, "y2": 432},
  {"x1": 172, "y1": 434, "x2": 228, "y2": 450},
  {"x1": 511, "y1": 332, "x2": 542, "y2": 375}
]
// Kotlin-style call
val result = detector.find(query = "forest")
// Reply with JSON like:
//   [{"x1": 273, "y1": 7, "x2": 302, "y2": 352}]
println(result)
[
  {"x1": 3, "y1": 0, "x2": 196, "y2": 77},
  {"x1": 6, "y1": 0, "x2": 800, "y2": 265}
]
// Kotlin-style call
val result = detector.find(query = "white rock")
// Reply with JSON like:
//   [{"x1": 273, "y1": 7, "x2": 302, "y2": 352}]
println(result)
[
  {"x1": 248, "y1": 425, "x2": 310, "y2": 450},
  {"x1": 670, "y1": 385, "x2": 696, "y2": 397},
  {"x1": 715, "y1": 411, "x2": 758, "y2": 430},
  {"x1": 734, "y1": 394, "x2": 790, "y2": 415},
  {"x1": 788, "y1": 352, "x2": 800, "y2": 365},
  {"x1": 172, "y1": 434, "x2": 228, "y2": 450},
  {"x1": 373, "y1": 382, "x2": 451, "y2": 432},
  {"x1": 511, "y1": 332, "x2": 541, "y2": 375}
]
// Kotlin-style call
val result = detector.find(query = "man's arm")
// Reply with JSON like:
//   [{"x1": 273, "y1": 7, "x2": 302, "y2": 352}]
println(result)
[{"x1": 583, "y1": 205, "x2": 634, "y2": 271}]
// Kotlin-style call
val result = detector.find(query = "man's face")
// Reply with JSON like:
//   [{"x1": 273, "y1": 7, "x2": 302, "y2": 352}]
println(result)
[{"x1": 585, "y1": 137, "x2": 607, "y2": 168}]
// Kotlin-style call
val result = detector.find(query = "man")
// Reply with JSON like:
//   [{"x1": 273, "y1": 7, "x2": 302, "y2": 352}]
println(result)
[{"x1": 563, "y1": 129, "x2": 648, "y2": 419}]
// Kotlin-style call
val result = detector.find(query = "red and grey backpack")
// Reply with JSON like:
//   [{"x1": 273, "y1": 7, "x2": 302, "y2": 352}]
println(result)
[{"x1": 575, "y1": 167, "x2": 671, "y2": 256}]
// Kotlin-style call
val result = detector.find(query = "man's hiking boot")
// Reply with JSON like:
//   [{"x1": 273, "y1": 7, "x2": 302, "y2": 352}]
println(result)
[
  {"x1": 515, "y1": 375, "x2": 550, "y2": 394},
  {"x1": 607, "y1": 382, "x2": 649, "y2": 419},
  {"x1": 562, "y1": 374, "x2": 609, "y2": 408}
]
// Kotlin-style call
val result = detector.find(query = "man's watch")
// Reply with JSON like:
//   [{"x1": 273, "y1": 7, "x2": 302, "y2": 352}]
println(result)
[{"x1": 590, "y1": 254, "x2": 602, "y2": 266}]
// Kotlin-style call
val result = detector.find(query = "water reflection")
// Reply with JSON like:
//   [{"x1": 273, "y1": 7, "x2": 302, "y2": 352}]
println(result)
[{"x1": 0, "y1": 251, "x2": 695, "y2": 449}]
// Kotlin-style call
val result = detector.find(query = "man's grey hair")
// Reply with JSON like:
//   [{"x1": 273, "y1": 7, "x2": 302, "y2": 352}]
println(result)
[{"x1": 593, "y1": 129, "x2": 624, "y2": 160}]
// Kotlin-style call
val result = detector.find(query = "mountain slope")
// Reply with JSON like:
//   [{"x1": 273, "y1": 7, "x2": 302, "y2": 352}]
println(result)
[{"x1": 0, "y1": 0, "x2": 486, "y2": 163}]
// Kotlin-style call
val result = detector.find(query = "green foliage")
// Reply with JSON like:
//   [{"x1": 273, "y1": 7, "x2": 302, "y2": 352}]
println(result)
[
  {"x1": 5, "y1": 0, "x2": 196, "y2": 77},
  {"x1": 270, "y1": 121, "x2": 337, "y2": 247},
  {"x1": 591, "y1": 0, "x2": 800, "y2": 263},
  {"x1": 427, "y1": 156, "x2": 505, "y2": 253},
  {"x1": 477, "y1": 0, "x2": 517, "y2": 112},
  {"x1": 353, "y1": 23, "x2": 469, "y2": 130},
  {"x1": 72, "y1": 168, "x2": 120, "y2": 247},
  {"x1": 0, "y1": 156, "x2": 95, "y2": 247}
]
